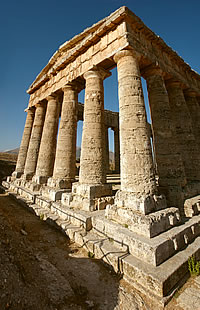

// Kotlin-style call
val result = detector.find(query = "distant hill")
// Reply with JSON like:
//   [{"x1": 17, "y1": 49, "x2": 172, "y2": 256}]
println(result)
[
  {"x1": 3, "y1": 148, "x2": 19, "y2": 154},
  {"x1": 3, "y1": 146, "x2": 114, "y2": 162}
]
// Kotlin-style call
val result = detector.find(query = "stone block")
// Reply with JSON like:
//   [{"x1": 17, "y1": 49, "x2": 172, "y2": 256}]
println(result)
[
  {"x1": 41, "y1": 186, "x2": 69, "y2": 201},
  {"x1": 184, "y1": 195, "x2": 200, "y2": 217},
  {"x1": 35, "y1": 196, "x2": 52, "y2": 210},
  {"x1": 70, "y1": 183, "x2": 112, "y2": 211},
  {"x1": 114, "y1": 190, "x2": 167, "y2": 215},
  {"x1": 92, "y1": 212, "x2": 200, "y2": 266},
  {"x1": 106, "y1": 204, "x2": 181, "y2": 238}
]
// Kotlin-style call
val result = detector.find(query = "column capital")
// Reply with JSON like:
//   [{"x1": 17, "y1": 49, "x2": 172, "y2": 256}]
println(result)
[
  {"x1": 184, "y1": 89, "x2": 197, "y2": 97},
  {"x1": 24, "y1": 107, "x2": 35, "y2": 113},
  {"x1": 141, "y1": 65, "x2": 163, "y2": 79},
  {"x1": 113, "y1": 49, "x2": 140, "y2": 64},
  {"x1": 83, "y1": 66, "x2": 111, "y2": 80},
  {"x1": 46, "y1": 93, "x2": 58, "y2": 101},
  {"x1": 165, "y1": 79, "x2": 184, "y2": 90},
  {"x1": 62, "y1": 82, "x2": 78, "y2": 93}
]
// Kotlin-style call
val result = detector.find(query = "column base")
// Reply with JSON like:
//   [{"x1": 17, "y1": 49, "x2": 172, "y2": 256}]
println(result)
[
  {"x1": 47, "y1": 177, "x2": 73, "y2": 189},
  {"x1": 62, "y1": 183, "x2": 113, "y2": 211},
  {"x1": 22, "y1": 173, "x2": 34, "y2": 181},
  {"x1": 12, "y1": 171, "x2": 23, "y2": 179},
  {"x1": 105, "y1": 204, "x2": 181, "y2": 238},
  {"x1": 32, "y1": 175, "x2": 48, "y2": 185},
  {"x1": 114, "y1": 190, "x2": 167, "y2": 215},
  {"x1": 41, "y1": 186, "x2": 70, "y2": 202}
]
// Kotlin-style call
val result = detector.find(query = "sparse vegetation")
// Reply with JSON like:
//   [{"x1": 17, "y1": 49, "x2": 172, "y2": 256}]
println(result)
[
  {"x1": 188, "y1": 255, "x2": 200, "y2": 276},
  {"x1": 88, "y1": 251, "x2": 95, "y2": 259}
]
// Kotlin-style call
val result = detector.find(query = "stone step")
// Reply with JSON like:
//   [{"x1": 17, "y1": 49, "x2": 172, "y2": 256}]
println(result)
[
  {"x1": 62, "y1": 223, "x2": 200, "y2": 305},
  {"x1": 4, "y1": 190, "x2": 200, "y2": 305},
  {"x1": 91, "y1": 213, "x2": 200, "y2": 266},
  {"x1": 51, "y1": 201, "x2": 93, "y2": 231},
  {"x1": 17, "y1": 186, "x2": 39, "y2": 203},
  {"x1": 184, "y1": 195, "x2": 200, "y2": 217},
  {"x1": 106, "y1": 205, "x2": 181, "y2": 238}
]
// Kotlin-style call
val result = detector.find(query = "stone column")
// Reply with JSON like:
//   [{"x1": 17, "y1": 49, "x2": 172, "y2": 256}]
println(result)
[
  {"x1": 48, "y1": 83, "x2": 78, "y2": 189},
  {"x1": 79, "y1": 68, "x2": 108, "y2": 185},
  {"x1": 12, "y1": 108, "x2": 35, "y2": 178},
  {"x1": 166, "y1": 81, "x2": 200, "y2": 182},
  {"x1": 184, "y1": 90, "x2": 200, "y2": 148},
  {"x1": 34, "y1": 94, "x2": 60, "y2": 184},
  {"x1": 69, "y1": 67, "x2": 112, "y2": 211},
  {"x1": 23, "y1": 102, "x2": 46, "y2": 180},
  {"x1": 105, "y1": 126, "x2": 110, "y2": 173},
  {"x1": 143, "y1": 67, "x2": 186, "y2": 207},
  {"x1": 113, "y1": 50, "x2": 162, "y2": 214},
  {"x1": 114, "y1": 127, "x2": 120, "y2": 173}
]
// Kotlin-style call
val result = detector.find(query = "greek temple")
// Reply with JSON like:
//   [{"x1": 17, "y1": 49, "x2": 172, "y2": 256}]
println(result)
[{"x1": 3, "y1": 6, "x2": 200, "y2": 307}]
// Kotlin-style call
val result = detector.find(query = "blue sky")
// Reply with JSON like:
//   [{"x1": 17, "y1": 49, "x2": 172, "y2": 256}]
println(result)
[{"x1": 0, "y1": 0, "x2": 200, "y2": 151}]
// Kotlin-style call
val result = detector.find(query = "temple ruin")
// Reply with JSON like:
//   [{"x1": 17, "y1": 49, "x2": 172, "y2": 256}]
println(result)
[{"x1": 3, "y1": 6, "x2": 200, "y2": 307}]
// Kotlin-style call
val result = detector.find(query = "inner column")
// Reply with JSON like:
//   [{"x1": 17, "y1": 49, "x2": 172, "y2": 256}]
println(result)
[{"x1": 114, "y1": 127, "x2": 120, "y2": 173}]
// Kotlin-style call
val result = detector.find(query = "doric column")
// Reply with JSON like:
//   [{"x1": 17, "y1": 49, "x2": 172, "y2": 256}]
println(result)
[
  {"x1": 34, "y1": 94, "x2": 60, "y2": 184},
  {"x1": 48, "y1": 83, "x2": 78, "y2": 189},
  {"x1": 114, "y1": 127, "x2": 120, "y2": 173},
  {"x1": 12, "y1": 108, "x2": 35, "y2": 178},
  {"x1": 79, "y1": 67, "x2": 108, "y2": 184},
  {"x1": 105, "y1": 126, "x2": 110, "y2": 173},
  {"x1": 184, "y1": 90, "x2": 200, "y2": 147},
  {"x1": 114, "y1": 50, "x2": 157, "y2": 205},
  {"x1": 143, "y1": 67, "x2": 186, "y2": 206},
  {"x1": 23, "y1": 102, "x2": 46, "y2": 180},
  {"x1": 166, "y1": 81, "x2": 200, "y2": 182}
]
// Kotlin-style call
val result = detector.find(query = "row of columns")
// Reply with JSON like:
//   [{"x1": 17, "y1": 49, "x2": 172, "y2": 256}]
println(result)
[{"x1": 14, "y1": 48, "x2": 200, "y2": 213}]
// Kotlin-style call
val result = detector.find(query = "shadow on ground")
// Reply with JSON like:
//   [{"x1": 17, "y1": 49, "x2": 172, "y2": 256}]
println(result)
[{"x1": 0, "y1": 194, "x2": 121, "y2": 310}]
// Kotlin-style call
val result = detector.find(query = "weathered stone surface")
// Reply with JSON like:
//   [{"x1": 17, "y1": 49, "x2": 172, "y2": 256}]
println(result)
[
  {"x1": 34, "y1": 95, "x2": 60, "y2": 184},
  {"x1": 50, "y1": 83, "x2": 78, "y2": 188},
  {"x1": 12, "y1": 108, "x2": 35, "y2": 178},
  {"x1": 144, "y1": 67, "x2": 186, "y2": 208},
  {"x1": 23, "y1": 102, "x2": 46, "y2": 180},
  {"x1": 184, "y1": 195, "x2": 200, "y2": 217},
  {"x1": 166, "y1": 81, "x2": 200, "y2": 183},
  {"x1": 79, "y1": 67, "x2": 108, "y2": 185}
]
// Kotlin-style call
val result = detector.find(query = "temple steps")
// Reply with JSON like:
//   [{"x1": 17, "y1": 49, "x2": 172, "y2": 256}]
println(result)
[{"x1": 2, "y1": 185, "x2": 200, "y2": 305}]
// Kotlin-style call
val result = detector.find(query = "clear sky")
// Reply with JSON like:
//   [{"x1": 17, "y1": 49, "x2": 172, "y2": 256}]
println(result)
[{"x1": 0, "y1": 0, "x2": 200, "y2": 151}]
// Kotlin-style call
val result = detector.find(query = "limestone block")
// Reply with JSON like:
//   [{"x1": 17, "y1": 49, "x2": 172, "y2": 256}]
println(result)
[
  {"x1": 35, "y1": 196, "x2": 52, "y2": 210},
  {"x1": 184, "y1": 195, "x2": 200, "y2": 217},
  {"x1": 114, "y1": 189, "x2": 166, "y2": 215},
  {"x1": 41, "y1": 186, "x2": 69, "y2": 201}
]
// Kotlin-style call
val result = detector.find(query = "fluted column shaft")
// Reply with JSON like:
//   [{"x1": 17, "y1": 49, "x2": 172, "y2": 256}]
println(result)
[
  {"x1": 105, "y1": 126, "x2": 110, "y2": 173},
  {"x1": 144, "y1": 68, "x2": 186, "y2": 205},
  {"x1": 51, "y1": 84, "x2": 78, "y2": 188},
  {"x1": 35, "y1": 95, "x2": 60, "y2": 183},
  {"x1": 13, "y1": 108, "x2": 35, "y2": 178},
  {"x1": 23, "y1": 103, "x2": 46, "y2": 179},
  {"x1": 114, "y1": 50, "x2": 157, "y2": 196},
  {"x1": 79, "y1": 68, "x2": 107, "y2": 184},
  {"x1": 114, "y1": 128, "x2": 120, "y2": 173},
  {"x1": 166, "y1": 82, "x2": 200, "y2": 181}
]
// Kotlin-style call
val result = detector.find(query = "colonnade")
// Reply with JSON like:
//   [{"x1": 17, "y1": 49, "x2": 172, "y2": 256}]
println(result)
[{"x1": 12, "y1": 48, "x2": 200, "y2": 213}]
